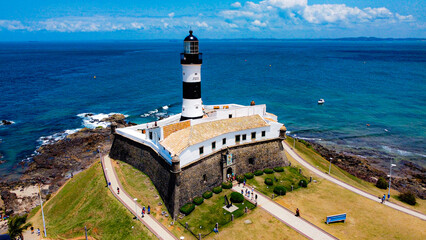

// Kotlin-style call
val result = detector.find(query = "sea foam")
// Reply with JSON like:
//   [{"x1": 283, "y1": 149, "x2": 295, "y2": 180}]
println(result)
[{"x1": 77, "y1": 112, "x2": 129, "y2": 129}]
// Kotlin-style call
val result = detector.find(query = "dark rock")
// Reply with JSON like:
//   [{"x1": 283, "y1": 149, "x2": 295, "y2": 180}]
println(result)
[{"x1": 1, "y1": 120, "x2": 13, "y2": 125}]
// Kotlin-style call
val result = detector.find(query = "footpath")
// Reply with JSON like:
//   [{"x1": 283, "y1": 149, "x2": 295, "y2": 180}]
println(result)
[
  {"x1": 282, "y1": 141, "x2": 426, "y2": 221},
  {"x1": 232, "y1": 185, "x2": 337, "y2": 240},
  {"x1": 101, "y1": 154, "x2": 177, "y2": 240}
]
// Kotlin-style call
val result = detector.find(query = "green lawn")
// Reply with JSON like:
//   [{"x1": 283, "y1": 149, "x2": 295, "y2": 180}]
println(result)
[
  {"x1": 246, "y1": 167, "x2": 308, "y2": 198},
  {"x1": 29, "y1": 162, "x2": 154, "y2": 240}
]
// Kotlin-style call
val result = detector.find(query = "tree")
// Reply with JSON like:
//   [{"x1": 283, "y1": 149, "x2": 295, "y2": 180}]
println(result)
[
  {"x1": 375, "y1": 177, "x2": 388, "y2": 189},
  {"x1": 8, "y1": 214, "x2": 32, "y2": 240}
]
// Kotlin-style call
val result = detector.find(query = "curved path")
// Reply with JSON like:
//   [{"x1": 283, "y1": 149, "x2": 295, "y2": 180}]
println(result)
[
  {"x1": 283, "y1": 141, "x2": 426, "y2": 221},
  {"x1": 101, "y1": 154, "x2": 177, "y2": 240},
  {"x1": 233, "y1": 185, "x2": 337, "y2": 240}
]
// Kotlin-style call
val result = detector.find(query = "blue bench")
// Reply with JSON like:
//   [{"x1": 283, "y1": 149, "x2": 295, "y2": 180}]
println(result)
[{"x1": 326, "y1": 213, "x2": 346, "y2": 224}]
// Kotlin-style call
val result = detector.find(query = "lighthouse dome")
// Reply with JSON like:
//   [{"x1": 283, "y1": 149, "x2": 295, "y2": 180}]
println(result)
[{"x1": 184, "y1": 30, "x2": 198, "y2": 42}]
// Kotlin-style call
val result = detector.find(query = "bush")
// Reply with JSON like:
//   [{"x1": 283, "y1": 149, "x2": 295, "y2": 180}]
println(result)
[
  {"x1": 265, "y1": 178, "x2": 273, "y2": 186},
  {"x1": 230, "y1": 192, "x2": 244, "y2": 203},
  {"x1": 222, "y1": 182, "x2": 232, "y2": 189},
  {"x1": 299, "y1": 179, "x2": 308, "y2": 188},
  {"x1": 399, "y1": 192, "x2": 416, "y2": 205},
  {"x1": 236, "y1": 175, "x2": 245, "y2": 183},
  {"x1": 273, "y1": 186, "x2": 286, "y2": 196},
  {"x1": 375, "y1": 177, "x2": 388, "y2": 189},
  {"x1": 202, "y1": 191, "x2": 213, "y2": 199},
  {"x1": 244, "y1": 172, "x2": 254, "y2": 179},
  {"x1": 254, "y1": 170, "x2": 263, "y2": 176},
  {"x1": 264, "y1": 168, "x2": 274, "y2": 174},
  {"x1": 193, "y1": 196, "x2": 204, "y2": 205},
  {"x1": 212, "y1": 186, "x2": 222, "y2": 194},
  {"x1": 273, "y1": 167, "x2": 284, "y2": 172},
  {"x1": 180, "y1": 203, "x2": 195, "y2": 215}
]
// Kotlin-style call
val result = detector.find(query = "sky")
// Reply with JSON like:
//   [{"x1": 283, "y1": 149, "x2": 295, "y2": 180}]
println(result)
[{"x1": 0, "y1": 0, "x2": 425, "y2": 40}]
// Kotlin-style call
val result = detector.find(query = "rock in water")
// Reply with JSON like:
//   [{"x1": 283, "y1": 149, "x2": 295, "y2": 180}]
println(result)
[{"x1": 1, "y1": 120, "x2": 13, "y2": 125}]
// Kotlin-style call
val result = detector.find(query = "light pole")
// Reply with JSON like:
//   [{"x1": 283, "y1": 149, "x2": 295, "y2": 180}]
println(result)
[
  {"x1": 134, "y1": 198, "x2": 138, "y2": 219},
  {"x1": 388, "y1": 163, "x2": 396, "y2": 200},
  {"x1": 293, "y1": 135, "x2": 297, "y2": 149},
  {"x1": 329, "y1": 157, "x2": 333, "y2": 175},
  {"x1": 38, "y1": 184, "x2": 47, "y2": 237}
]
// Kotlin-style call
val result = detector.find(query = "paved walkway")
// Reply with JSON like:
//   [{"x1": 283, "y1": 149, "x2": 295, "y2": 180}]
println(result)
[
  {"x1": 283, "y1": 141, "x2": 426, "y2": 221},
  {"x1": 101, "y1": 154, "x2": 177, "y2": 240},
  {"x1": 233, "y1": 185, "x2": 337, "y2": 240}
]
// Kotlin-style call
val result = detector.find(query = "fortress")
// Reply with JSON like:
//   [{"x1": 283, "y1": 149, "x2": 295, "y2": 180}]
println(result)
[{"x1": 109, "y1": 31, "x2": 289, "y2": 217}]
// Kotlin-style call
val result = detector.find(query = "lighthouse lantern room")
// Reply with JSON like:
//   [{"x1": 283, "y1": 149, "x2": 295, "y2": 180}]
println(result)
[{"x1": 180, "y1": 30, "x2": 203, "y2": 121}]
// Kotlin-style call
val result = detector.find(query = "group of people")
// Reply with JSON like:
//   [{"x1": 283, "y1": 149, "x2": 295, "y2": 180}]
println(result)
[
  {"x1": 226, "y1": 173, "x2": 235, "y2": 182},
  {"x1": 30, "y1": 226, "x2": 41, "y2": 236},
  {"x1": 141, "y1": 206, "x2": 151, "y2": 218},
  {"x1": 381, "y1": 193, "x2": 390, "y2": 204},
  {"x1": 240, "y1": 186, "x2": 258, "y2": 202}
]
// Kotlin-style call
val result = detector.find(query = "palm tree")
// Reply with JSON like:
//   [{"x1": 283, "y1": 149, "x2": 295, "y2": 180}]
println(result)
[{"x1": 7, "y1": 214, "x2": 32, "y2": 240}]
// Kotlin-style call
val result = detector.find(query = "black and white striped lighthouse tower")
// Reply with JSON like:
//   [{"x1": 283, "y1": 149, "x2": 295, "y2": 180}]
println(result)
[{"x1": 180, "y1": 30, "x2": 203, "y2": 121}]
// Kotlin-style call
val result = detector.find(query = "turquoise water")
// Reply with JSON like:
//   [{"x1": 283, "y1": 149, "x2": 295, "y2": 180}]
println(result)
[{"x1": 0, "y1": 40, "x2": 425, "y2": 177}]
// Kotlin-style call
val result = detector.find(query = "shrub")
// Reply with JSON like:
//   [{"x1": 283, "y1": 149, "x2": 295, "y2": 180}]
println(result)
[
  {"x1": 254, "y1": 170, "x2": 263, "y2": 176},
  {"x1": 236, "y1": 175, "x2": 245, "y2": 183},
  {"x1": 180, "y1": 203, "x2": 195, "y2": 215},
  {"x1": 375, "y1": 177, "x2": 388, "y2": 189},
  {"x1": 273, "y1": 186, "x2": 286, "y2": 196},
  {"x1": 264, "y1": 168, "x2": 274, "y2": 174},
  {"x1": 202, "y1": 191, "x2": 213, "y2": 199},
  {"x1": 265, "y1": 178, "x2": 273, "y2": 186},
  {"x1": 193, "y1": 196, "x2": 204, "y2": 205},
  {"x1": 244, "y1": 172, "x2": 254, "y2": 179},
  {"x1": 273, "y1": 167, "x2": 284, "y2": 172},
  {"x1": 222, "y1": 182, "x2": 232, "y2": 189},
  {"x1": 399, "y1": 192, "x2": 416, "y2": 205},
  {"x1": 299, "y1": 179, "x2": 308, "y2": 188},
  {"x1": 212, "y1": 186, "x2": 222, "y2": 194},
  {"x1": 230, "y1": 192, "x2": 244, "y2": 203}
]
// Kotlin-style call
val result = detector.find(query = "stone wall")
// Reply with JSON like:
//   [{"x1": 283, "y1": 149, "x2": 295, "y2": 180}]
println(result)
[{"x1": 110, "y1": 135, "x2": 288, "y2": 217}]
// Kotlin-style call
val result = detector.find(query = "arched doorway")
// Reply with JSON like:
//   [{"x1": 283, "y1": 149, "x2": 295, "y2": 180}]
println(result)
[{"x1": 226, "y1": 167, "x2": 233, "y2": 181}]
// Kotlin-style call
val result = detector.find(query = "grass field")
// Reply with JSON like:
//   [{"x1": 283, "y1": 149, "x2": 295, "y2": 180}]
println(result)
[
  {"x1": 275, "y1": 146, "x2": 426, "y2": 240},
  {"x1": 29, "y1": 162, "x2": 154, "y2": 240},
  {"x1": 246, "y1": 167, "x2": 308, "y2": 198},
  {"x1": 284, "y1": 136, "x2": 426, "y2": 213},
  {"x1": 113, "y1": 159, "x2": 305, "y2": 240}
]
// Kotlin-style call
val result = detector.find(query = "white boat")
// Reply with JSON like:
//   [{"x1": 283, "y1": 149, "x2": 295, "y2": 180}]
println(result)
[{"x1": 318, "y1": 99, "x2": 325, "y2": 104}]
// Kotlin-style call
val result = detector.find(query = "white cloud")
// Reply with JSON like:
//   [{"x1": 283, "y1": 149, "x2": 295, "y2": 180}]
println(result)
[
  {"x1": 196, "y1": 21, "x2": 209, "y2": 28},
  {"x1": 231, "y1": 2, "x2": 242, "y2": 8},
  {"x1": 0, "y1": 20, "x2": 27, "y2": 30},
  {"x1": 168, "y1": 12, "x2": 175, "y2": 18},
  {"x1": 263, "y1": 0, "x2": 307, "y2": 9},
  {"x1": 252, "y1": 19, "x2": 267, "y2": 27}
]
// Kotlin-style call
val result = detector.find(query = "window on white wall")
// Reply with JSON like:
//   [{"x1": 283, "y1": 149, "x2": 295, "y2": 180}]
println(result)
[
  {"x1": 251, "y1": 132, "x2": 256, "y2": 139},
  {"x1": 262, "y1": 131, "x2": 266, "y2": 137},
  {"x1": 199, "y1": 146, "x2": 204, "y2": 155},
  {"x1": 242, "y1": 134, "x2": 247, "y2": 141},
  {"x1": 212, "y1": 141, "x2": 216, "y2": 150},
  {"x1": 222, "y1": 138, "x2": 226, "y2": 145},
  {"x1": 235, "y1": 135, "x2": 240, "y2": 143}
]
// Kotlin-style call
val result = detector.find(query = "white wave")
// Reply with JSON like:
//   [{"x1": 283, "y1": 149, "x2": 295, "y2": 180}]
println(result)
[
  {"x1": 162, "y1": 105, "x2": 169, "y2": 110},
  {"x1": 140, "y1": 105, "x2": 173, "y2": 120},
  {"x1": 381, "y1": 145, "x2": 415, "y2": 157},
  {"x1": 0, "y1": 120, "x2": 15, "y2": 126},
  {"x1": 37, "y1": 128, "x2": 81, "y2": 146},
  {"x1": 77, "y1": 112, "x2": 128, "y2": 129},
  {"x1": 148, "y1": 109, "x2": 158, "y2": 114}
]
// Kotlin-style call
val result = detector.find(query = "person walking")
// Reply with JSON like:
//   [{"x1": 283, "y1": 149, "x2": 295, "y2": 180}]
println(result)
[
  {"x1": 117, "y1": 187, "x2": 120, "y2": 194},
  {"x1": 381, "y1": 194, "x2": 386, "y2": 204},
  {"x1": 147, "y1": 205, "x2": 151, "y2": 214},
  {"x1": 30, "y1": 226, "x2": 34, "y2": 234},
  {"x1": 37, "y1": 228, "x2": 40, "y2": 236},
  {"x1": 255, "y1": 194, "x2": 258, "y2": 202},
  {"x1": 295, "y1": 208, "x2": 300, "y2": 217},
  {"x1": 241, "y1": 189, "x2": 244, "y2": 195}
]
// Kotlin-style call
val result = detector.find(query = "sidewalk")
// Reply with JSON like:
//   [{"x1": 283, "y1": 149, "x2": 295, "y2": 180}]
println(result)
[
  {"x1": 283, "y1": 141, "x2": 426, "y2": 221},
  {"x1": 233, "y1": 184, "x2": 337, "y2": 240},
  {"x1": 101, "y1": 154, "x2": 177, "y2": 240}
]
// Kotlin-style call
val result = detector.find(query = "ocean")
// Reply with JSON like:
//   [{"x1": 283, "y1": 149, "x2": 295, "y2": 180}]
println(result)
[{"x1": 0, "y1": 40, "x2": 425, "y2": 178}]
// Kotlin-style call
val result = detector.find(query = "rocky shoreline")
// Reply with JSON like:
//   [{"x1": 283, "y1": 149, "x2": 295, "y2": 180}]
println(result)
[
  {"x1": 1, "y1": 118, "x2": 424, "y2": 217},
  {"x1": 0, "y1": 114, "x2": 134, "y2": 217}
]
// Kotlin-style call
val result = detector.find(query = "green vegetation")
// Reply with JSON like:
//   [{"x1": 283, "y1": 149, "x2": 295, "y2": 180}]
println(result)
[
  {"x1": 263, "y1": 168, "x2": 274, "y2": 174},
  {"x1": 230, "y1": 192, "x2": 244, "y2": 203},
  {"x1": 273, "y1": 166, "x2": 284, "y2": 172},
  {"x1": 193, "y1": 196, "x2": 204, "y2": 205},
  {"x1": 264, "y1": 178, "x2": 274, "y2": 186},
  {"x1": 298, "y1": 179, "x2": 308, "y2": 188},
  {"x1": 30, "y1": 163, "x2": 154, "y2": 239},
  {"x1": 399, "y1": 192, "x2": 416, "y2": 205},
  {"x1": 222, "y1": 182, "x2": 233, "y2": 189},
  {"x1": 180, "y1": 189, "x2": 255, "y2": 236},
  {"x1": 180, "y1": 203, "x2": 195, "y2": 215},
  {"x1": 7, "y1": 214, "x2": 31, "y2": 240},
  {"x1": 244, "y1": 172, "x2": 254, "y2": 179},
  {"x1": 375, "y1": 177, "x2": 388, "y2": 189},
  {"x1": 247, "y1": 166, "x2": 308, "y2": 198},
  {"x1": 236, "y1": 175, "x2": 245, "y2": 183},
  {"x1": 273, "y1": 186, "x2": 286, "y2": 196},
  {"x1": 254, "y1": 170, "x2": 263, "y2": 176},
  {"x1": 203, "y1": 191, "x2": 213, "y2": 199},
  {"x1": 212, "y1": 186, "x2": 222, "y2": 194}
]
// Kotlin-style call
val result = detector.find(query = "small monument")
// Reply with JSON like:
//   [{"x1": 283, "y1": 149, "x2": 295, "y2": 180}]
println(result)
[{"x1": 223, "y1": 195, "x2": 238, "y2": 212}]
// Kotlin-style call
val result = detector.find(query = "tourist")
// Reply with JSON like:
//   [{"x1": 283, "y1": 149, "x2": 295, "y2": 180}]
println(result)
[
  {"x1": 213, "y1": 226, "x2": 219, "y2": 233},
  {"x1": 117, "y1": 187, "x2": 120, "y2": 194},
  {"x1": 295, "y1": 208, "x2": 300, "y2": 217},
  {"x1": 255, "y1": 194, "x2": 258, "y2": 202},
  {"x1": 37, "y1": 228, "x2": 40, "y2": 236},
  {"x1": 243, "y1": 180, "x2": 246, "y2": 188},
  {"x1": 252, "y1": 187, "x2": 254, "y2": 194},
  {"x1": 241, "y1": 189, "x2": 243, "y2": 195},
  {"x1": 245, "y1": 189, "x2": 247, "y2": 196},
  {"x1": 248, "y1": 191, "x2": 250, "y2": 198},
  {"x1": 31, "y1": 226, "x2": 34, "y2": 234},
  {"x1": 148, "y1": 205, "x2": 151, "y2": 214},
  {"x1": 381, "y1": 194, "x2": 386, "y2": 204}
]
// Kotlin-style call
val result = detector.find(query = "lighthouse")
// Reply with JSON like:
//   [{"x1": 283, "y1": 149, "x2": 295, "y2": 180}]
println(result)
[{"x1": 180, "y1": 30, "x2": 203, "y2": 121}]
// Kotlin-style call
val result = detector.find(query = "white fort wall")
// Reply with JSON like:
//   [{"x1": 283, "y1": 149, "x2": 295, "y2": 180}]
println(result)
[{"x1": 179, "y1": 121, "x2": 282, "y2": 167}]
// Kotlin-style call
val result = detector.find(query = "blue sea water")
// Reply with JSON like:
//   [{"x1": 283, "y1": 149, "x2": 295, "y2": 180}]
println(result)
[{"x1": 0, "y1": 40, "x2": 425, "y2": 178}]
